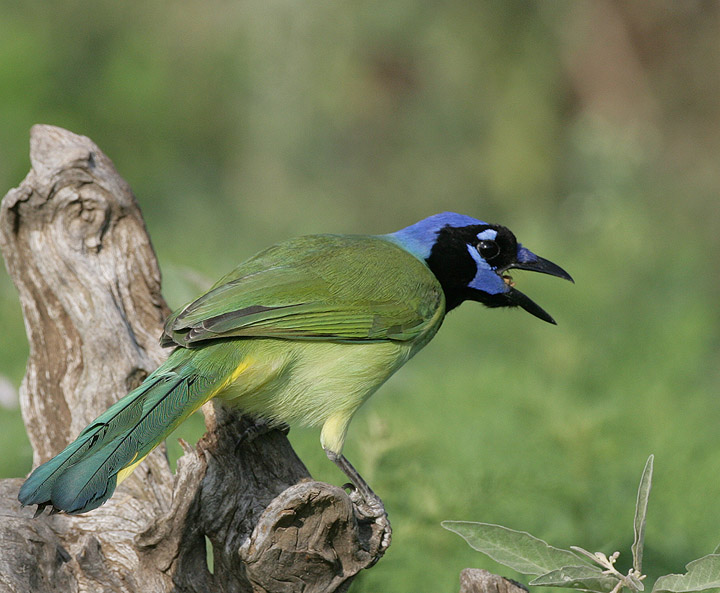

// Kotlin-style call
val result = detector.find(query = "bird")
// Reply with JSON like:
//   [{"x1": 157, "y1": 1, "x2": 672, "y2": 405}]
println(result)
[{"x1": 18, "y1": 212, "x2": 572, "y2": 518}]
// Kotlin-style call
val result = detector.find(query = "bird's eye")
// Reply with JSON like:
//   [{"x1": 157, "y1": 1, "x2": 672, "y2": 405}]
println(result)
[{"x1": 477, "y1": 240, "x2": 500, "y2": 260}]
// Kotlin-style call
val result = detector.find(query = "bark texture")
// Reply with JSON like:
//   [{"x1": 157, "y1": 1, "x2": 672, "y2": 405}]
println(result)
[
  {"x1": 459, "y1": 569, "x2": 529, "y2": 593},
  {"x1": 0, "y1": 125, "x2": 387, "y2": 593}
]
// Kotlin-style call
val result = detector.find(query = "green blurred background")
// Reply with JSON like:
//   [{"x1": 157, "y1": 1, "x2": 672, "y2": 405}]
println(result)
[{"x1": 1, "y1": 1, "x2": 719, "y2": 591}]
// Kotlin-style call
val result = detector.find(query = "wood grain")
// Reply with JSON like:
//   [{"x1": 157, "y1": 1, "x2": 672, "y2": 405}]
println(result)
[{"x1": 0, "y1": 125, "x2": 387, "y2": 593}]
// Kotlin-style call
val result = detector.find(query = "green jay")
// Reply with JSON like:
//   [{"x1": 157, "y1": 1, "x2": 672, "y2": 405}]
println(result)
[{"x1": 19, "y1": 212, "x2": 572, "y2": 518}]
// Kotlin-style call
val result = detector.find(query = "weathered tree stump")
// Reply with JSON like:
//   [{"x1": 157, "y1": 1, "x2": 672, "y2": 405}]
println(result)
[{"x1": 0, "y1": 125, "x2": 387, "y2": 593}]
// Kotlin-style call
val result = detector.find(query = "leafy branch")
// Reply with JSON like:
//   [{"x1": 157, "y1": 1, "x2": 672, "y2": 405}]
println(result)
[{"x1": 443, "y1": 455, "x2": 720, "y2": 593}]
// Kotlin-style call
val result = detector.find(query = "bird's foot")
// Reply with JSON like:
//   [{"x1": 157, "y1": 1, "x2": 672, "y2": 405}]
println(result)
[
  {"x1": 325, "y1": 449, "x2": 392, "y2": 554},
  {"x1": 344, "y1": 482, "x2": 392, "y2": 553},
  {"x1": 344, "y1": 482, "x2": 384, "y2": 518}
]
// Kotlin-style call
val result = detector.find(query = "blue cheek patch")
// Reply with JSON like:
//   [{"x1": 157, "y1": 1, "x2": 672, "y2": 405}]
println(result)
[{"x1": 466, "y1": 244, "x2": 507, "y2": 295}]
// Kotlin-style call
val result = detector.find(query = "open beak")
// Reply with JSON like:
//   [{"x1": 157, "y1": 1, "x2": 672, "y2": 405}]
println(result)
[{"x1": 500, "y1": 249, "x2": 573, "y2": 325}]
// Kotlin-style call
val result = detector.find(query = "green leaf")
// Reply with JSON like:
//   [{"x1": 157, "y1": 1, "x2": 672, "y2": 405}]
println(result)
[
  {"x1": 653, "y1": 554, "x2": 720, "y2": 593},
  {"x1": 441, "y1": 521, "x2": 586, "y2": 576},
  {"x1": 530, "y1": 565, "x2": 620, "y2": 592},
  {"x1": 633, "y1": 454, "x2": 654, "y2": 573}
]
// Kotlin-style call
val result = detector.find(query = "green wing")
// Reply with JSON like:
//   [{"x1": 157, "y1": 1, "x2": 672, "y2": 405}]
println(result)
[{"x1": 162, "y1": 234, "x2": 444, "y2": 347}]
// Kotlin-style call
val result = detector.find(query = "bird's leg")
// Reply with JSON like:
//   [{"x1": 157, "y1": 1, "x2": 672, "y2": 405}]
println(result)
[
  {"x1": 325, "y1": 449, "x2": 392, "y2": 553},
  {"x1": 325, "y1": 449, "x2": 384, "y2": 518}
]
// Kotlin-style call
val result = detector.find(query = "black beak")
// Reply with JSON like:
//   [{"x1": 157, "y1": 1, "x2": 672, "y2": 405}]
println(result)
[
  {"x1": 505, "y1": 254, "x2": 574, "y2": 283},
  {"x1": 500, "y1": 254, "x2": 573, "y2": 325}
]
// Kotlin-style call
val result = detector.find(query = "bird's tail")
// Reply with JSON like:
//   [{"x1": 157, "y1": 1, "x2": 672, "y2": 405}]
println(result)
[{"x1": 18, "y1": 354, "x2": 219, "y2": 515}]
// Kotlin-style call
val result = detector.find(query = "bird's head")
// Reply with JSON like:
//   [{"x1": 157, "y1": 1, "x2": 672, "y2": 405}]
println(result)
[{"x1": 389, "y1": 212, "x2": 573, "y2": 323}]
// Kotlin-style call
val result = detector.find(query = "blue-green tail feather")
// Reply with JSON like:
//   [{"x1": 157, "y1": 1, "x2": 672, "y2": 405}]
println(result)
[{"x1": 18, "y1": 358, "x2": 215, "y2": 514}]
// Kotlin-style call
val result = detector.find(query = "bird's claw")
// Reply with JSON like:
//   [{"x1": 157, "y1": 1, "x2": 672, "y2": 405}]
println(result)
[
  {"x1": 342, "y1": 482, "x2": 392, "y2": 553},
  {"x1": 374, "y1": 512, "x2": 392, "y2": 553},
  {"x1": 343, "y1": 482, "x2": 381, "y2": 517}
]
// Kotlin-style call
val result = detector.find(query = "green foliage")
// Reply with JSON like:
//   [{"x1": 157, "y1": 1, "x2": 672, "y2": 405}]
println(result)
[
  {"x1": 633, "y1": 456, "x2": 653, "y2": 574},
  {"x1": 653, "y1": 556, "x2": 720, "y2": 593},
  {"x1": 530, "y1": 564, "x2": 619, "y2": 592},
  {"x1": 440, "y1": 522, "x2": 583, "y2": 576},
  {"x1": 445, "y1": 456, "x2": 720, "y2": 593}
]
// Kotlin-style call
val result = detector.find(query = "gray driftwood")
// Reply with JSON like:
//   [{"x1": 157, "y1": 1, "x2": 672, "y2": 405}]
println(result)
[{"x1": 0, "y1": 125, "x2": 387, "y2": 593}]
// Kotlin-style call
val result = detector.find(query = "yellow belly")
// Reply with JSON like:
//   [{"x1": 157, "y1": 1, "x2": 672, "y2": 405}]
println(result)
[{"x1": 217, "y1": 339, "x2": 415, "y2": 453}]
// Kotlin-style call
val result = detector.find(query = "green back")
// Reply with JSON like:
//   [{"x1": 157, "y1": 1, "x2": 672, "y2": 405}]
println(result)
[{"x1": 162, "y1": 234, "x2": 445, "y2": 347}]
